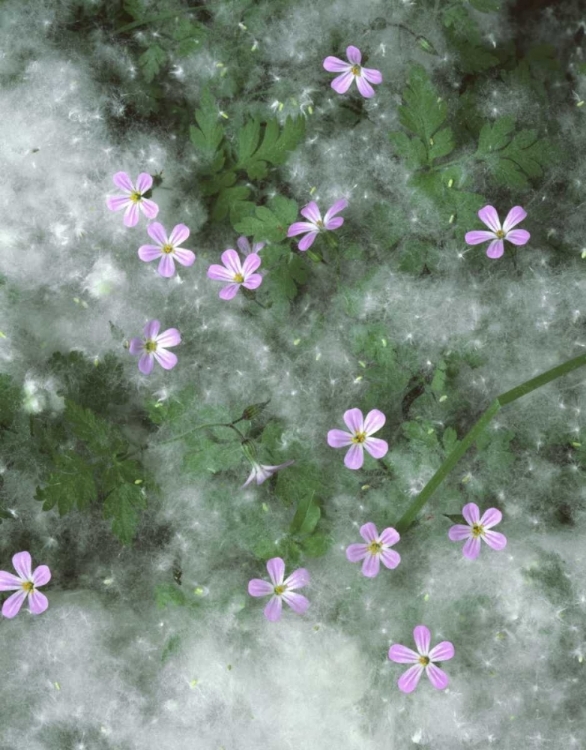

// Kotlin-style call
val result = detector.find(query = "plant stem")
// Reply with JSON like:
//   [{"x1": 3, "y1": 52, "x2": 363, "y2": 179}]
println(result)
[{"x1": 395, "y1": 352, "x2": 586, "y2": 534}]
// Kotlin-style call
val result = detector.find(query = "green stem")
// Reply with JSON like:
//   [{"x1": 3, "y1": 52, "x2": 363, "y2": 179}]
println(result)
[{"x1": 395, "y1": 352, "x2": 586, "y2": 534}]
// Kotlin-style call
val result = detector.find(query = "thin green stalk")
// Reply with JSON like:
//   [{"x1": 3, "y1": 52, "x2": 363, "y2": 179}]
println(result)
[{"x1": 395, "y1": 352, "x2": 586, "y2": 534}]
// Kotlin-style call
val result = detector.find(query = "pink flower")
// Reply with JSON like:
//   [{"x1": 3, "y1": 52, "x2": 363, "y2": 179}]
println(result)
[
  {"x1": 241, "y1": 460, "x2": 295, "y2": 488},
  {"x1": 248, "y1": 557, "x2": 310, "y2": 622},
  {"x1": 323, "y1": 46, "x2": 382, "y2": 98},
  {"x1": 346, "y1": 522, "x2": 400, "y2": 577},
  {"x1": 465, "y1": 206, "x2": 530, "y2": 259},
  {"x1": 0, "y1": 551, "x2": 51, "y2": 619},
  {"x1": 129, "y1": 319, "x2": 181, "y2": 375},
  {"x1": 388, "y1": 625, "x2": 455, "y2": 693},
  {"x1": 138, "y1": 222, "x2": 196, "y2": 277},
  {"x1": 237, "y1": 236, "x2": 265, "y2": 256},
  {"x1": 327, "y1": 408, "x2": 388, "y2": 470},
  {"x1": 106, "y1": 172, "x2": 159, "y2": 228},
  {"x1": 287, "y1": 199, "x2": 347, "y2": 251},
  {"x1": 207, "y1": 250, "x2": 262, "y2": 300},
  {"x1": 448, "y1": 503, "x2": 507, "y2": 559}
]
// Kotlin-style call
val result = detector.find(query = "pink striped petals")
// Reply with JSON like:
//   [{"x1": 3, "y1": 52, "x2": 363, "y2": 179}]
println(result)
[
  {"x1": 1, "y1": 551, "x2": 51, "y2": 619},
  {"x1": 241, "y1": 460, "x2": 295, "y2": 488},
  {"x1": 128, "y1": 319, "x2": 181, "y2": 375},
  {"x1": 448, "y1": 502, "x2": 507, "y2": 559},
  {"x1": 388, "y1": 625, "x2": 455, "y2": 693},
  {"x1": 327, "y1": 408, "x2": 388, "y2": 470},
  {"x1": 287, "y1": 199, "x2": 348, "y2": 251},
  {"x1": 106, "y1": 171, "x2": 159, "y2": 228},
  {"x1": 248, "y1": 557, "x2": 310, "y2": 622},
  {"x1": 323, "y1": 46, "x2": 382, "y2": 98},
  {"x1": 465, "y1": 205, "x2": 530, "y2": 259},
  {"x1": 207, "y1": 249, "x2": 262, "y2": 300},
  {"x1": 138, "y1": 222, "x2": 196, "y2": 277},
  {"x1": 346, "y1": 522, "x2": 401, "y2": 578}
]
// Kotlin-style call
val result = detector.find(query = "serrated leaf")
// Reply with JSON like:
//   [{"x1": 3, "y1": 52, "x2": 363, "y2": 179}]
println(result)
[
  {"x1": 139, "y1": 45, "x2": 166, "y2": 83},
  {"x1": 301, "y1": 533, "x2": 332, "y2": 557},
  {"x1": 389, "y1": 132, "x2": 427, "y2": 169},
  {"x1": 211, "y1": 185, "x2": 251, "y2": 223},
  {"x1": 234, "y1": 117, "x2": 305, "y2": 180},
  {"x1": 290, "y1": 492, "x2": 321, "y2": 536},
  {"x1": 35, "y1": 451, "x2": 97, "y2": 514},
  {"x1": 64, "y1": 400, "x2": 123, "y2": 456},
  {"x1": 190, "y1": 89, "x2": 225, "y2": 157},
  {"x1": 103, "y1": 482, "x2": 147, "y2": 544},
  {"x1": 233, "y1": 196, "x2": 298, "y2": 243},
  {"x1": 428, "y1": 127, "x2": 456, "y2": 161},
  {"x1": 155, "y1": 584, "x2": 187, "y2": 609},
  {"x1": 399, "y1": 65, "x2": 448, "y2": 143}
]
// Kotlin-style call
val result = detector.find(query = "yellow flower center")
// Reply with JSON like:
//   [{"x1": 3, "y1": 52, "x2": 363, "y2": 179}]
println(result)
[
  {"x1": 472, "y1": 523, "x2": 485, "y2": 538},
  {"x1": 367, "y1": 541, "x2": 382, "y2": 554},
  {"x1": 496, "y1": 229, "x2": 505, "y2": 239},
  {"x1": 162, "y1": 244, "x2": 174, "y2": 254},
  {"x1": 145, "y1": 340, "x2": 157, "y2": 353},
  {"x1": 274, "y1": 585, "x2": 286, "y2": 596},
  {"x1": 22, "y1": 581, "x2": 35, "y2": 594},
  {"x1": 234, "y1": 273, "x2": 244, "y2": 283},
  {"x1": 418, "y1": 655, "x2": 430, "y2": 666},
  {"x1": 316, "y1": 219, "x2": 324, "y2": 228},
  {"x1": 130, "y1": 191, "x2": 142, "y2": 203},
  {"x1": 352, "y1": 431, "x2": 367, "y2": 444},
  {"x1": 351, "y1": 65, "x2": 361, "y2": 76}
]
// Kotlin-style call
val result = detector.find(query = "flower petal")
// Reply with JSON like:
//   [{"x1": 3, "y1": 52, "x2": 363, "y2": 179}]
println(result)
[
  {"x1": 264, "y1": 595, "x2": 283, "y2": 621},
  {"x1": 502, "y1": 205, "x2": 527, "y2": 233},
  {"x1": 479, "y1": 507, "x2": 502, "y2": 529},
  {"x1": 140, "y1": 198, "x2": 159, "y2": 219},
  {"x1": 124, "y1": 202, "x2": 139, "y2": 227},
  {"x1": 381, "y1": 548, "x2": 401, "y2": 569},
  {"x1": 128, "y1": 338, "x2": 144, "y2": 355},
  {"x1": 361, "y1": 553, "x2": 380, "y2": 577},
  {"x1": 112, "y1": 171, "x2": 134, "y2": 192},
  {"x1": 428, "y1": 641, "x2": 455, "y2": 662},
  {"x1": 331, "y1": 71, "x2": 354, "y2": 94},
  {"x1": 252, "y1": 242, "x2": 266, "y2": 254},
  {"x1": 2, "y1": 590, "x2": 27, "y2": 618},
  {"x1": 327, "y1": 429, "x2": 353, "y2": 448},
  {"x1": 282, "y1": 591, "x2": 310, "y2": 615},
  {"x1": 144, "y1": 319, "x2": 161, "y2": 340},
  {"x1": 13, "y1": 552, "x2": 32, "y2": 580},
  {"x1": 487, "y1": 238, "x2": 505, "y2": 258},
  {"x1": 147, "y1": 222, "x2": 167, "y2": 246},
  {"x1": 173, "y1": 248, "x2": 196, "y2": 267},
  {"x1": 219, "y1": 283, "x2": 240, "y2": 300},
  {"x1": 323, "y1": 198, "x2": 348, "y2": 224},
  {"x1": 28, "y1": 589, "x2": 48, "y2": 615},
  {"x1": 153, "y1": 349, "x2": 178, "y2": 370},
  {"x1": 356, "y1": 75, "x2": 375, "y2": 98},
  {"x1": 363, "y1": 409, "x2": 386, "y2": 435},
  {"x1": 242, "y1": 253, "x2": 261, "y2": 275},
  {"x1": 465, "y1": 230, "x2": 496, "y2": 245},
  {"x1": 379, "y1": 527, "x2": 400, "y2": 546},
  {"x1": 344, "y1": 443, "x2": 364, "y2": 470},
  {"x1": 323, "y1": 56, "x2": 350, "y2": 72},
  {"x1": 364, "y1": 437, "x2": 388, "y2": 459},
  {"x1": 346, "y1": 543, "x2": 368, "y2": 562},
  {"x1": 426, "y1": 663, "x2": 450, "y2": 690},
  {"x1": 207, "y1": 264, "x2": 234, "y2": 281},
  {"x1": 413, "y1": 625, "x2": 431, "y2": 656},
  {"x1": 362, "y1": 67, "x2": 382, "y2": 84},
  {"x1": 343, "y1": 408, "x2": 364, "y2": 434},
  {"x1": 478, "y1": 205, "x2": 501, "y2": 233},
  {"x1": 397, "y1": 664, "x2": 424, "y2": 693},
  {"x1": 157, "y1": 254, "x2": 176, "y2": 277},
  {"x1": 248, "y1": 579, "x2": 274, "y2": 597},
  {"x1": 0, "y1": 572, "x2": 24, "y2": 590},
  {"x1": 388, "y1": 644, "x2": 420, "y2": 664},
  {"x1": 138, "y1": 353, "x2": 154, "y2": 375},
  {"x1": 463, "y1": 536, "x2": 481, "y2": 559},
  {"x1": 483, "y1": 530, "x2": 507, "y2": 551},
  {"x1": 221, "y1": 249, "x2": 242, "y2": 276},
  {"x1": 284, "y1": 568, "x2": 309, "y2": 590},
  {"x1": 462, "y1": 503, "x2": 480, "y2": 525},
  {"x1": 107, "y1": 196, "x2": 131, "y2": 212},
  {"x1": 300, "y1": 202, "x2": 322, "y2": 224},
  {"x1": 287, "y1": 221, "x2": 316, "y2": 237},
  {"x1": 324, "y1": 216, "x2": 344, "y2": 231},
  {"x1": 243, "y1": 273, "x2": 262, "y2": 290},
  {"x1": 346, "y1": 45, "x2": 362, "y2": 64},
  {"x1": 237, "y1": 236, "x2": 251, "y2": 254},
  {"x1": 156, "y1": 328, "x2": 181, "y2": 348},
  {"x1": 506, "y1": 229, "x2": 530, "y2": 246},
  {"x1": 298, "y1": 231, "x2": 318, "y2": 251},
  {"x1": 138, "y1": 245, "x2": 163, "y2": 262},
  {"x1": 267, "y1": 557, "x2": 285, "y2": 586},
  {"x1": 359, "y1": 522, "x2": 379, "y2": 542},
  {"x1": 135, "y1": 172, "x2": 153, "y2": 194},
  {"x1": 32, "y1": 565, "x2": 51, "y2": 587},
  {"x1": 448, "y1": 524, "x2": 472, "y2": 541},
  {"x1": 168, "y1": 224, "x2": 190, "y2": 246}
]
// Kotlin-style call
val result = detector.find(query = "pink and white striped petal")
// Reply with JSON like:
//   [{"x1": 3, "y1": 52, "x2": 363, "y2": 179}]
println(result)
[
  {"x1": 344, "y1": 443, "x2": 364, "y2": 470},
  {"x1": 462, "y1": 503, "x2": 480, "y2": 526},
  {"x1": 363, "y1": 409, "x2": 386, "y2": 435},
  {"x1": 413, "y1": 625, "x2": 431, "y2": 656},
  {"x1": 478, "y1": 205, "x2": 502, "y2": 233},
  {"x1": 343, "y1": 408, "x2": 364, "y2": 434},
  {"x1": 426, "y1": 663, "x2": 450, "y2": 690},
  {"x1": 502, "y1": 205, "x2": 527, "y2": 233},
  {"x1": 267, "y1": 558, "x2": 285, "y2": 586},
  {"x1": 168, "y1": 224, "x2": 190, "y2": 246},
  {"x1": 282, "y1": 591, "x2": 309, "y2": 614}
]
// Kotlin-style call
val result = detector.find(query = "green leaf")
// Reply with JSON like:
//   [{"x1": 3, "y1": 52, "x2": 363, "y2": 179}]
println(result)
[
  {"x1": 155, "y1": 584, "x2": 187, "y2": 608},
  {"x1": 211, "y1": 185, "x2": 251, "y2": 223},
  {"x1": 103, "y1": 482, "x2": 147, "y2": 544},
  {"x1": 139, "y1": 45, "x2": 167, "y2": 83},
  {"x1": 468, "y1": 0, "x2": 500, "y2": 11},
  {"x1": 398, "y1": 239, "x2": 440, "y2": 275},
  {"x1": 301, "y1": 533, "x2": 332, "y2": 557},
  {"x1": 290, "y1": 493, "x2": 321, "y2": 536},
  {"x1": 35, "y1": 451, "x2": 97, "y2": 515},
  {"x1": 234, "y1": 117, "x2": 305, "y2": 180},
  {"x1": 430, "y1": 360, "x2": 447, "y2": 393},
  {"x1": 0, "y1": 374, "x2": 21, "y2": 428},
  {"x1": 266, "y1": 254, "x2": 308, "y2": 301},
  {"x1": 442, "y1": 6, "x2": 499, "y2": 73},
  {"x1": 442, "y1": 427, "x2": 459, "y2": 454},
  {"x1": 0, "y1": 506, "x2": 14, "y2": 523},
  {"x1": 64, "y1": 400, "x2": 123, "y2": 456},
  {"x1": 162, "y1": 634, "x2": 182, "y2": 663},
  {"x1": 389, "y1": 132, "x2": 427, "y2": 169},
  {"x1": 190, "y1": 89, "x2": 225, "y2": 157},
  {"x1": 233, "y1": 196, "x2": 298, "y2": 243}
]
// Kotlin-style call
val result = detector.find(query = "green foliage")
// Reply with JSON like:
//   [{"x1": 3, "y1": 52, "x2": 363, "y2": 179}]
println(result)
[
  {"x1": 190, "y1": 88, "x2": 226, "y2": 158},
  {"x1": 155, "y1": 583, "x2": 188, "y2": 608},
  {"x1": 139, "y1": 45, "x2": 167, "y2": 83},
  {"x1": 235, "y1": 117, "x2": 306, "y2": 180},
  {"x1": 0, "y1": 373, "x2": 20, "y2": 428},
  {"x1": 442, "y1": 5, "x2": 499, "y2": 73},
  {"x1": 289, "y1": 492, "x2": 321, "y2": 536},
  {"x1": 398, "y1": 238, "x2": 440, "y2": 274},
  {"x1": 234, "y1": 196, "x2": 298, "y2": 243}
]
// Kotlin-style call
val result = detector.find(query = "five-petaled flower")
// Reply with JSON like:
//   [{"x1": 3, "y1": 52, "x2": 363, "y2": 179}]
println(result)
[
  {"x1": 448, "y1": 502, "x2": 507, "y2": 559},
  {"x1": 242, "y1": 460, "x2": 295, "y2": 488},
  {"x1": 287, "y1": 199, "x2": 347, "y2": 251},
  {"x1": 106, "y1": 172, "x2": 159, "y2": 228},
  {"x1": 207, "y1": 249, "x2": 262, "y2": 300},
  {"x1": 248, "y1": 557, "x2": 310, "y2": 622},
  {"x1": 323, "y1": 46, "x2": 382, "y2": 98},
  {"x1": 237, "y1": 236, "x2": 265, "y2": 256},
  {"x1": 138, "y1": 222, "x2": 196, "y2": 277},
  {"x1": 129, "y1": 319, "x2": 181, "y2": 375},
  {"x1": 346, "y1": 522, "x2": 401, "y2": 577},
  {"x1": 465, "y1": 205, "x2": 530, "y2": 259},
  {"x1": 0, "y1": 551, "x2": 51, "y2": 619},
  {"x1": 327, "y1": 408, "x2": 389, "y2": 470},
  {"x1": 388, "y1": 625, "x2": 455, "y2": 693}
]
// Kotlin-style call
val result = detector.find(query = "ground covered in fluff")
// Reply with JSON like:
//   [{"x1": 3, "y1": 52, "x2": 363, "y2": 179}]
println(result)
[{"x1": 1, "y1": 0, "x2": 586, "y2": 748}]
